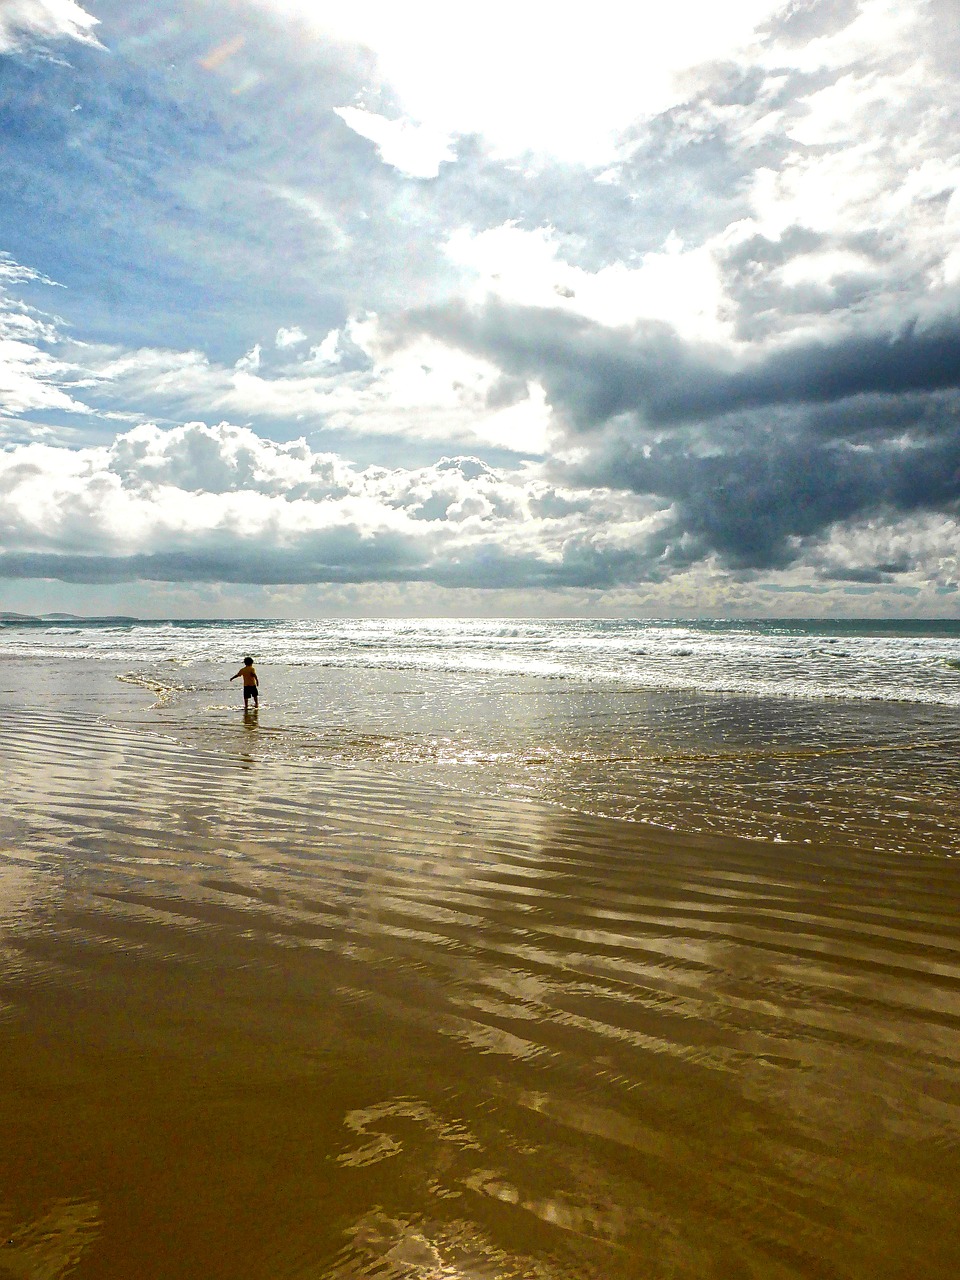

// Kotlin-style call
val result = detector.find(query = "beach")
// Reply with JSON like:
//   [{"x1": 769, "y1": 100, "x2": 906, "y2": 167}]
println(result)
[
  {"x1": 2, "y1": 623, "x2": 960, "y2": 1277},
  {"x1": 6, "y1": 0, "x2": 960, "y2": 1272}
]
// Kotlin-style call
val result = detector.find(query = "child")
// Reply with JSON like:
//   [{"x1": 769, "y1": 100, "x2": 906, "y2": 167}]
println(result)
[{"x1": 230, "y1": 656, "x2": 259, "y2": 708}]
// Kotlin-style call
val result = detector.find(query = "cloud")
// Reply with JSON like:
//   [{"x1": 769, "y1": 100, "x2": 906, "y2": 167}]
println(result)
[
  {"x1": 0, "y1": 0, "x2": 100, "y2": 53},
  {"x1": 757, "y1": 0, "x2": 862, "y2": 47},
  {"x1": 0, "y1": 257, "x2": 547, "y2": 457},
  {"x1": 334, "y1": 107, "x2": 455, "y2": 179},
  {"x1": 396, "y1": 294, "x2": 960, "y2": 568},
  {"x1": 444, "y1": 224, "x2": 728, "y2": 342},
  {"x1": 1, "y1": 423, "x2": 955, "y2": 610},
  {"x1": 808, "y1": 510, "x2": 960, "y2": 586},
  {"x1": 404, "y1": 297, "x2": 960, "y2": 425},
  {"x1": 574, "y1": 398, "x2": 960, "y2": 569},
  {"x1": 10, "y1": 417, "x2": 952, "y2": 601},
  {"x1": 0, "y1": 1, "x2": 462, "y2": 357},
  {"x1": 610, "y1": 1, "x2": 960, "y2": 328},
  {"x1": 256, "y1": 0, "x2": 786, "y2": 165},
  {"x1": 0, "y1": 255, "x2": 93, "y2": 419},
  {"x1": 2, "y1": 0, "x2": 959, "y2": 614},
  {"x1": 275, "y1": 326, "x2": 307, "y2": 349},
  {"x1": 0, "y1": 420, "x2": 662, "y2": 587},
  {"x1": 71, "y1": 320, "x2": 551, "y2": 455}
]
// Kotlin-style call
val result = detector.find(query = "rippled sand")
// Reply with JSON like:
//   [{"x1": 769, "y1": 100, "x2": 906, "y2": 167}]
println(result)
[{"x1": 2, "y1": 664, "x2": 960, "y2": 1278}]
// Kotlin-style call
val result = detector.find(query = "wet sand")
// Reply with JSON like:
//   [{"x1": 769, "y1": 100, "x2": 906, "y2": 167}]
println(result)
[{"x1": 2, "y1": 673, "x2": 960, "y2": 1277}]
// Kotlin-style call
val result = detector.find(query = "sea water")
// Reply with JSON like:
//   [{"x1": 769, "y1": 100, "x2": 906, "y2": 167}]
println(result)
[
  {"x1": 3, "y1": 616, "x2": 959, "y2": 853},
  {"x1": 4, "y1": 615, "x2": 960, "y2": 705}
]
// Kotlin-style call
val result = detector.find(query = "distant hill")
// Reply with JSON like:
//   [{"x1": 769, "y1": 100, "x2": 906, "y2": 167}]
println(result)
[
  {"x1": 0, "y1": 613, "x2": 142, "y2": 624},
  {"x1": 41, "y1": 614, "x2": 141, "y2": 623}
]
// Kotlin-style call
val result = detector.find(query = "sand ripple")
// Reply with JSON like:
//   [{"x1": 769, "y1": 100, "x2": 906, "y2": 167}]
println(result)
[{"x1": 2, "y1": 708, "x2": 960, "y2": 1277}]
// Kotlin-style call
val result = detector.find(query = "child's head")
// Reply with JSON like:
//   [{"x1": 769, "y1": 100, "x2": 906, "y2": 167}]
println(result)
[{"x1": 243, "y1": 656, "x2": 254, "y2": 666}]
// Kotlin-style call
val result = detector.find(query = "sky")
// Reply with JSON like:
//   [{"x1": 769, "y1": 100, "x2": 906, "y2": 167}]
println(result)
[{"x1": 1, "y1": 0, "x2": 959, "y2": 618}]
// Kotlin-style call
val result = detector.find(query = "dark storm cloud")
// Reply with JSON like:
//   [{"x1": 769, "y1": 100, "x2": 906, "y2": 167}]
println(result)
[
  {"x1": 428, "y1": 539, "x2": 657, "y2": 591},
  {"x1": 819, "y1": 561, "x2": 910, "y2": 584},
  {"x1": 576, "y1": 410, "x2": 960, "y2": 570},
  {"x1": 402, "y1": 299, "x2": 960, "y2": 569},
  {"x1": 0, "y1": 547, "x2": 422, "y2": 584},
  {"x1": 406, "y1": 299, "x2": 960, "y2": 430},
  {"x1": 0, "y1": 538, "x2": 654, "y2": 591}
]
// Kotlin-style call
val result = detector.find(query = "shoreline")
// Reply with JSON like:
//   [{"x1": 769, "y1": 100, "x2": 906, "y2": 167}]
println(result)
[{"x1": 3, "y1": 653, "x2": 959, "y2": 856}]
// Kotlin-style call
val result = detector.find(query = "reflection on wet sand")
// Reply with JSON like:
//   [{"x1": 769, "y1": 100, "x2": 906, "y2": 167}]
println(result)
[
  {"x1": 2, "y1": 704, "x2": 960, "y2": 1277},
  {"x1": 0, "y1": 1199, "x2": 100, "y2": 1280}
]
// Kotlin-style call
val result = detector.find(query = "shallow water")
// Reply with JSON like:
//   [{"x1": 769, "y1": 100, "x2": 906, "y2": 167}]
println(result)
[{"x1": 32, "y1": 651, "x2": 960, "y2": 855}]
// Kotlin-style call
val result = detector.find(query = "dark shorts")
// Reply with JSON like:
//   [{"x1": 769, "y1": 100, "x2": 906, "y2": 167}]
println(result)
[{"x1": 243, "y1": 684, "x2": 258, "y2": 701}]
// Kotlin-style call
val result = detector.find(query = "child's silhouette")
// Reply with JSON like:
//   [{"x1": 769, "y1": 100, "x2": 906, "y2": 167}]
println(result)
[{"x1": 230, "y1": 656, "x2": 259, "y2": 708}]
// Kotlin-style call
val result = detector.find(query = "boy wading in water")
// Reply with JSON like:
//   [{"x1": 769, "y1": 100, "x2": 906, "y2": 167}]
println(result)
[{"x1": 230, "y1": 656, "x2": 259, "y2": 708}]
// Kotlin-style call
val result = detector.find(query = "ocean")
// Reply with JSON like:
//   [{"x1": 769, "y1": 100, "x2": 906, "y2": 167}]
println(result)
[{"x1": 5, "y1": 615, "x2": 960, "y2": 704}]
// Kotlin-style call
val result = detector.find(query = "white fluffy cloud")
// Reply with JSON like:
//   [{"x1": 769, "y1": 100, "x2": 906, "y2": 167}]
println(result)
[
  {"x1": 445, "y1": 225, "x2": 729, "y2": 344},
  {"x1": 0, "y1": 421, "x2": 662, "y2": 586},
  {"x1": 274, "y1": 326, "x2": 307, "y2": 349},
  {"x1": 0, "y1": 0, "x2": 100, "y2": 52},
  {"x1": 334, "y1": 108, "x2": 455, "y2": 179},
  {"x1": 66, "y1": 319, "x2": 552, "y2": 454}
]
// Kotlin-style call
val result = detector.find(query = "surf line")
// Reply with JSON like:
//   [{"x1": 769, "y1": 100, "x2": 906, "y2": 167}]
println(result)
[{"x1": 116, "y1": 672, "x2": 184, "y2": 707}]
